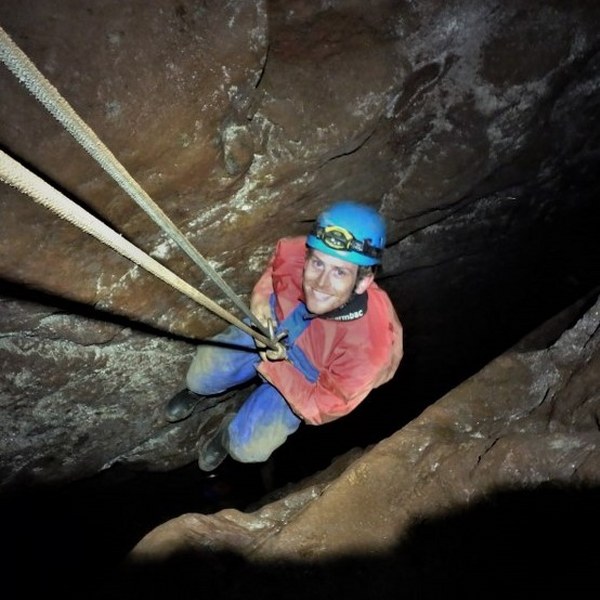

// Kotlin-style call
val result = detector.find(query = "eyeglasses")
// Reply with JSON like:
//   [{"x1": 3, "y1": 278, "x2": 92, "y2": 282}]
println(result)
[{"x1": 310, "y1": 224, "x2": 382, "y2": 259}]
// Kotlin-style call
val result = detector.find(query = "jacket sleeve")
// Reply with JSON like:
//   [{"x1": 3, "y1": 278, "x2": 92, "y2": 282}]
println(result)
[{"x1": 250, "y1": 237, "x2": 306, "y2": 322}]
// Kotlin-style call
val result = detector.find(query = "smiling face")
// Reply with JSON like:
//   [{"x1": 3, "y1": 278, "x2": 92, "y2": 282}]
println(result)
[{"x1": 302, "y1": 249, "x2": 374, "y2": 315}]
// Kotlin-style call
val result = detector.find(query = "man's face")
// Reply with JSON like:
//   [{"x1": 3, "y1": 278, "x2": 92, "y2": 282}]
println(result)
[{"x1": 302, "y1": 249, "x2": 364, "y2": 315}]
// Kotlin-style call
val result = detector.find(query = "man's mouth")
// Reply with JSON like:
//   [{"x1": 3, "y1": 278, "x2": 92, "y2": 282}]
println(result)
[{"x1": 310, "y1": 289, "x2": 331, "y2": 302}]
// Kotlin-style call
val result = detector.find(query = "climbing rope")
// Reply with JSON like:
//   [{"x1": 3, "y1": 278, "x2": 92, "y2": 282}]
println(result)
[
  {"x1": 0, "y1": 23, "x2": 270, "y2": 338},
  {"x1": 0, "y1": 149, "x2": 280, "y2": 350}
]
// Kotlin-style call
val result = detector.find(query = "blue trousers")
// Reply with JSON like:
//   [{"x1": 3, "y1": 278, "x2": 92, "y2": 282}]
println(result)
[{"x1": 186, "y1": 324, "x2": 302, "y2": 463}]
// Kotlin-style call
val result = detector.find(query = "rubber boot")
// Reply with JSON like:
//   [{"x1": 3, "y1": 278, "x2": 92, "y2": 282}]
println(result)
[
  {"x1": 198, "y1": 413, "x2": 234, "y2": 472},
  {"x1": 165, "y1": 389, "x2": 205, "y2": 423}
]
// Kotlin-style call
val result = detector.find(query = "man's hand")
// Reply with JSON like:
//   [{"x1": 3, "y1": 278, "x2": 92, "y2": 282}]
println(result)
[
  {"x1": 262, "y1": 338, "x2": 288, "y2": 361},
  {"x1": 254, "y1": 318, "x2": 288, "y2": 361},
  {"x1": 251, "y1": 297, "x2": 288, "y2": 360},
  {"x1": 251, "y1": 297, "x2": 276, "y2": 330}
]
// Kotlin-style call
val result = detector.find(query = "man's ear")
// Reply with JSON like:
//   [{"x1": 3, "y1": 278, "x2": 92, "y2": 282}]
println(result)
[{"x1": 355, "y1": 273, "x2": 375, "y2": 295}]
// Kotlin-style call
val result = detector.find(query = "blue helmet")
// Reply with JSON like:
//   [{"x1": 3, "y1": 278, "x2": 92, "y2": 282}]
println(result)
[{"x1": 306, "y1": 200, "x2": 386, "y2": 266}]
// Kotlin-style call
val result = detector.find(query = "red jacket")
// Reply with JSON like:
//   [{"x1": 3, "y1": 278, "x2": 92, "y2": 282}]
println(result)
[{"x1": 253, "y1": 236, "x2": 403, "y2": 425}]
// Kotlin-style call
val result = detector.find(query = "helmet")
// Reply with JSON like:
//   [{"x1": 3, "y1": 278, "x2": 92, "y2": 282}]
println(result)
[{"x1": 306, "y1": 200, "x2": 386, "y2": 266}]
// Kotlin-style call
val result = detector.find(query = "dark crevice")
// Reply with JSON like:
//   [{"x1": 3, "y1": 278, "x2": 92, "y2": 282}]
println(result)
[
  {"x1": 318, "y1": 124, "x2": 379, "y2": 166},
  {"x1": 0, "y1": 278, "x2": 199, "y2": 344}
]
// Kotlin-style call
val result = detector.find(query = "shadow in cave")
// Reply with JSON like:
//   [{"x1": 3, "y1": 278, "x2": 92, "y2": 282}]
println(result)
[
  {"x1": 0, "y1": 278, "x2": 205, "y2": 343},
  {"x1": 10, "y1": 483, "x2": 596, "y2": 599},
  {"x1": 0, "y1": 458, "x2": 270, "y2": 599}
]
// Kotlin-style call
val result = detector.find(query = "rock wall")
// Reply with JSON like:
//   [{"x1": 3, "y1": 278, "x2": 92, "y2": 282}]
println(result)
[{"x1": 0, "y1": 0, "x2": 599, "y2": 557}]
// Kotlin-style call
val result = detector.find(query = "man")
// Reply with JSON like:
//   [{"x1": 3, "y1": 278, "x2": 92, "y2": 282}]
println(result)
[{"x1": 165, "y1": 200, "x2": 403, "y2": 472}]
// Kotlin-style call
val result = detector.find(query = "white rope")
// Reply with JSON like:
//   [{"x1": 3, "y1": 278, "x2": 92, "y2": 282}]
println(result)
[
  {"x1": 0, "y1": 23, "x2": 269, "y2": 337},
  {"x1": 0, "y1": 149, "x2": 279, "y2": 349}
]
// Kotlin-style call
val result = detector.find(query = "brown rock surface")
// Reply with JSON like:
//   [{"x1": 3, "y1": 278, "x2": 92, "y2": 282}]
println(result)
[
  {"x1": 113, "y1": 293, "x2": 600, "y2": 597},
  {"x1": 0, "y1": 2, "x2": 599, "y2": 597},
  {"x1": 1, "y1": 0, "x2": 598, "y2": 494}
]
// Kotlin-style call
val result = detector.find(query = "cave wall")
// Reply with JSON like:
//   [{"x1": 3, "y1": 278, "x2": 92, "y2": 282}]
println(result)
[{"x1": 0, "y1": 0, "x2": 599, "y2": 491}]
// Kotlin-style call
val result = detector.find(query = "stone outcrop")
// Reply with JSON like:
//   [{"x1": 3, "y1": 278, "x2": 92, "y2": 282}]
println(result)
[{"x1": 106, "y1": 292, "x2": 600, "y2": 597}]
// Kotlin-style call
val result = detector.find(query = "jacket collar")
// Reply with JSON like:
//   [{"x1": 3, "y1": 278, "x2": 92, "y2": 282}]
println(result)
[{"x1": 316, "y1": 291, "x2": 368, "y2": 322}]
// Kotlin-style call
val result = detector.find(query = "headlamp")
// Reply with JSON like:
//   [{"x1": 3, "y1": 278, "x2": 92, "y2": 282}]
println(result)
[{"x1": 310, "y1": 224, "x2": 382, "y2": 260}]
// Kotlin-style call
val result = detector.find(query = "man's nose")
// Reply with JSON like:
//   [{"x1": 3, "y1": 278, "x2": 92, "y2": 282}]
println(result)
[{"x1": 316, "y1": 269, "x2": 329, "y2": 288}]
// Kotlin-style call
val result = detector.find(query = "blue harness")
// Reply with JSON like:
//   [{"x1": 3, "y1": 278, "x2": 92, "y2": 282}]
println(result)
[{"x1": 270, "y1": 294, "x2": 319, "y2": 383}]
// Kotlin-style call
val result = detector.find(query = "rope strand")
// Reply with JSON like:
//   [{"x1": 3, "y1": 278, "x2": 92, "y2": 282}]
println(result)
[
  {"x1": 0, "y1": 23, "x2": 270, "y2": 338},
  {"x1": 0, "y1": 149, "x2": 279, "y2": 350}
]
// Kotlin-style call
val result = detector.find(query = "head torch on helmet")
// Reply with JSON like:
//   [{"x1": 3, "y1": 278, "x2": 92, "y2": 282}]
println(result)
[
  {"x1": 309, "y1": 224, "x2": 383, "y2": 260},
  {"x1": 306, "y1": 200, "x2": 386, "y2": 266}
]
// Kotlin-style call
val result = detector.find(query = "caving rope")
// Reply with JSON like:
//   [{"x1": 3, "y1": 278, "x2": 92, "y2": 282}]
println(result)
[{"x1": 0, "y1": 24, "x2": 283, "y2": 353}]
